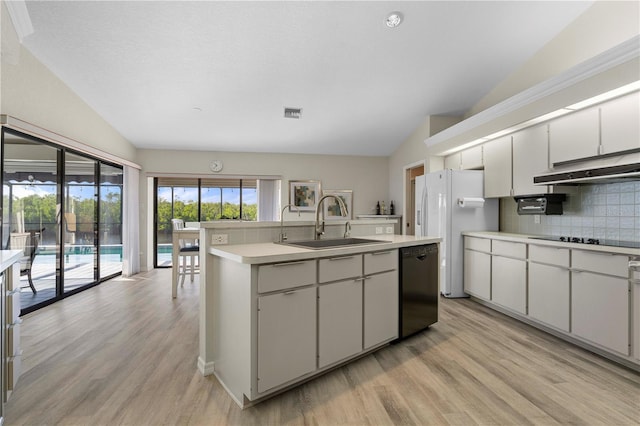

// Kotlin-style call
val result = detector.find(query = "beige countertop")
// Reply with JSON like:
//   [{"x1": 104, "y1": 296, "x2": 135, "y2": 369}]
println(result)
[
  {"x1": 0, "y1": 250, "x2": 23, "y2": 272},
  {"x1": 209, "y1": 235, "x2": 441, "y2": 264},
  {"x1": 463, "y1": 231, "x2": 640, "y2": 256},
  {"x1": 200, "y1": 219, "x2": 398, "y2": 229}
]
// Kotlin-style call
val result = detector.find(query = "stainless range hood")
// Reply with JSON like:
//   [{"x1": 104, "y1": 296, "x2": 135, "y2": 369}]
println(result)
[
  {"x1": 534, "y1": 162, "x2": 640, "y2": 185},
  {"x1": 533, "y1": 150, "x2": 640, "y2": 185}
]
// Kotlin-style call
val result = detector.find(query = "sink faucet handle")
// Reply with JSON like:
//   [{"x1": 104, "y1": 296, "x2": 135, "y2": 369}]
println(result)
[{"x1": 344, "y1": 221, "x2": 351, "y2": 238}]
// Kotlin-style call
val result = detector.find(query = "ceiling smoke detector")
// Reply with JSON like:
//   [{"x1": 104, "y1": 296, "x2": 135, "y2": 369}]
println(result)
[{"x1": 284, "y1": 107, "x2": 302, "y2": 119}]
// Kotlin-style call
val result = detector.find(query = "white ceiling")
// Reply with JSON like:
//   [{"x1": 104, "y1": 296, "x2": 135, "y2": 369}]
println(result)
[{"x1": 20, "y1": 1, "x2": 593, "y2": 156}]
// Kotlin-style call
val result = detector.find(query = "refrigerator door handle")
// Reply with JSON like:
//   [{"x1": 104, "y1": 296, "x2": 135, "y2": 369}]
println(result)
[
  {"x1": 416, "y1": 210, "x2": 421, "y2": 226},
  {"x1": 423, "y1": 185, "x2": 429, "y2": 236}
]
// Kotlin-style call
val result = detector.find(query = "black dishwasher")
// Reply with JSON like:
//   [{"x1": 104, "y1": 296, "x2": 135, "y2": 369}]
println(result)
[{"x1": 399, "y1": 244, "x2": 439, "y2": 339}]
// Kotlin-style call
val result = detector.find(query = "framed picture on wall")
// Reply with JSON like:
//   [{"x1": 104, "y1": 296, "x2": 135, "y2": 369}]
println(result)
[
  {"x1": 322, "y1": 189, "x2": 352, "y2": 220},
  {"x1": 289, "y1": 180, "x2": 321, "y2": 212}
]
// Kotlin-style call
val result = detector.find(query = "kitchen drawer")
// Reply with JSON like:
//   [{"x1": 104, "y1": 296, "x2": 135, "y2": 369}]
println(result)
[
  {"x1": 465, "y1": 236, "x2": 491, "y2": 252},
  {"x1": 257, "y1": 260, "x2": 316, "y2": 293},
  {"x1": 492, "y1": 240, "x2": 526, "y2": 259},
  {"x1": 364, "y1": 249, "x2": 398, "y2": 275},
  {"x1": 7, "y1": 352, "x2": 22, "y2": 391},
  {"x1": 7, "y1": 322, "x2": 20, "y2": 357},
  {"x1": 572, "y1": 250, "x2": 629, "y2": 278},
  {"x1": 6, "y1": 289, "x2": 21, "y2": 323},
  {"x1": 319, "y1": 255, "x2": 362, "y2": 283},
  {"x1": 529, "y1": 244, "x2": 569, "y2": 267}
]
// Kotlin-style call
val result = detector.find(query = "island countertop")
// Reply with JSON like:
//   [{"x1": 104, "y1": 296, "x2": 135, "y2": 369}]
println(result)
[{"x1": 208, "y1": 235, "x2": 441, "y2": 264}]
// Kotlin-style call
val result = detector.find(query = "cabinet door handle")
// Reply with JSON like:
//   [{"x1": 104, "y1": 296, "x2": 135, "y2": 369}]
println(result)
[
  {"x1": 329, "y1": 256, "x2": 354, "y2": 261},
  {"x1": 273, "y1": 261, "x2": 306, "y2": 267},
  {"x1": 283, "y1": 290, "x2": 297, "y2": 295},
  {"x1": 371, "y1": 251, "x2": 392, "y2": 256}
]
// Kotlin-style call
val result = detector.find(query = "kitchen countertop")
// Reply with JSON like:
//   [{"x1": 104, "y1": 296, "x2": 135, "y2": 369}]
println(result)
[
  {"x1": 200, "y1": 219, "x2": 398, "y2": 229},
  {"x1": 0, "y1": 250, "x2": 23, "y2": 271},
  {"x1": 209, "y1": 235, "x2": 441, "y2": 264},
  {"x1": 463, "y1": 231, "x2": 640, "y2": 256}
]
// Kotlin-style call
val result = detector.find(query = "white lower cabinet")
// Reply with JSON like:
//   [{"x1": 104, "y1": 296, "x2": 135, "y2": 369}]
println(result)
[
  {"x1": 257, "y1": 287, "x2": 317, "y2": 393},
  {"x1": 464, "y1": 249, "x2": 491, "y2": 300},
  {"x1": 528, "y1": 263, "x2": 570, "y2": 331},
  {"x1": 491, "y1": 255, "x2": 527, "y2": 314},
  {"x1": 318, "y1": 280, "x2": 363, "y2": 368},
  {"x1": 364, "y1": 270, "x2": 398, "y2": 349},
  {"x1": 572, "y1": 271, "x2": 629, "y2": 355},
  {"x1": 571, "y1": 250, "x2": 630, "y2": 355}
]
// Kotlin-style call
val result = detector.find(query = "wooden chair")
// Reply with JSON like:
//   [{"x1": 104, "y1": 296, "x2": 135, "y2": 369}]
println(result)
[{"x1": 171, "y1": 219, "x2": 199, "y2": 285}]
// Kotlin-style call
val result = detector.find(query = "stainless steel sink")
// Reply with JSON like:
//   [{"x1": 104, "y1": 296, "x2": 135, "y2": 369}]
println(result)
[{"x1": 278, "y1": 237, "x2": 386, "y2": 250}]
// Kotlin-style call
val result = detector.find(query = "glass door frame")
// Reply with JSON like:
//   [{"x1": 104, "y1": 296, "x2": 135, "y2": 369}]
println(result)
[{"x1": 1, "y1": 128, "x2": 123, "y2": 315}]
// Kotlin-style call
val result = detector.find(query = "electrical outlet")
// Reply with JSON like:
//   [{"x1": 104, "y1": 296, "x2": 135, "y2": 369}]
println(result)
[
  {"x1": 534, "y1": 215, "x2": 541, "y2": 224},
  {"x1": 385, "y1": 226, "x2": 393, "y2": 234},
  {"x1": 211, "y1": 234, "x2": 228, "y2": 244},
  {"x1": 375, "y1": 227, "x2": 383, "y2": 234}
]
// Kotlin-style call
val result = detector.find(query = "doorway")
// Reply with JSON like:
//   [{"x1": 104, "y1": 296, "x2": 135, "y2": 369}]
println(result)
[{"x1": 404, "y1": 163, "x2": 424, "y2": 236}]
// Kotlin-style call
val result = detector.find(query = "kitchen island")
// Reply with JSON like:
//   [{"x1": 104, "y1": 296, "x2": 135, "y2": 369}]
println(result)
[{"x1": 198, "y1": 234, "x2": 440, "y2": 408}]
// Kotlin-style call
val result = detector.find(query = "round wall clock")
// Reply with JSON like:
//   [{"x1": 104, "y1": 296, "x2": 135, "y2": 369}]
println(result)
[{"x1": 210, "y1": 160, "x2": 223, "y2": 173}]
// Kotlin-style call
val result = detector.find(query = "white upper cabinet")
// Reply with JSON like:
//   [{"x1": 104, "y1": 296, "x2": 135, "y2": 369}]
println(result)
[
  {"x1": 444, "y1": 145, "x2": 483, "y2": 170},
  {"x1": 600, "y1": 91, "x2": 640, "y2": 155},
  {"x1": 483, "y1": 135, "x2": 512, "y2": 198},
  {"x1": 460, "y1": 145, "x2": 483, "y2": 170},
  {"x1": 444, "y1": 152, "x2": 461, "y2": 170},
  {"x1": 549, "y1": 106, "x2": 599, "y2": 165},
  {"x1": 512, "y1": 124, "x2": 549, "y2": 196}
]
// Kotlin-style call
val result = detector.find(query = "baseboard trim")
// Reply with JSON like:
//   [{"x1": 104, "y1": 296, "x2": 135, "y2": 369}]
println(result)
[{"x1": 197, "y1": 357, "x2": 215, "y2": 376}]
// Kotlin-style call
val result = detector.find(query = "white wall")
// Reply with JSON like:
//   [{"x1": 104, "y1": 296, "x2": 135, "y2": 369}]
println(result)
[
  {"x1": 468, "y1": 1, "x2": 640, "y2": 118},
  {"x1": 138, "y1": 148, "x2": 389, "y2": 270},
  {"x1": 0, "y1": 2, "x2": 137, "y2": 162}
]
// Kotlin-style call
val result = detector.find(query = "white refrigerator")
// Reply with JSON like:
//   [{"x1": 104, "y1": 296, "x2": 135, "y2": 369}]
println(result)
[{"x1": 415, "y1": 169, "x2": 498, "y2": 298}]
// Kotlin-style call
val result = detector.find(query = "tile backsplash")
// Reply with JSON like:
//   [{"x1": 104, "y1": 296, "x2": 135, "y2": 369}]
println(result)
[{"x1": 500, "y1": 181, "x2": 640, "y2": 242}]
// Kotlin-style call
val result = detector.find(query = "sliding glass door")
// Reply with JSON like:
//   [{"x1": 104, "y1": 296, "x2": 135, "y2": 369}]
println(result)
[
  {"x1": 2, "y1": 128, "x2": 123, "y2": 314},
  {"x1": 99, "y1": 164, "x2": 123, "y2": 279},
  {"x1": 2, "y1": 135, "x2": 61, "y2": 309},
  {"x1": 63, "y1": 152, "x2": 98, "y2": 293}
]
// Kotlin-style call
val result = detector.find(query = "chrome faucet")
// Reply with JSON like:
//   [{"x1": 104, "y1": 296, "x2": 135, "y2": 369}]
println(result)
[
  {"x1": 344, "y1": 221, "x2": 351, "y2": 238},
  {"x1": 279, "y1": 204, "x2": 300, "y2": 243},
  {"x1": 314, "y1": 195, "x2": 348, "y2": 240}
]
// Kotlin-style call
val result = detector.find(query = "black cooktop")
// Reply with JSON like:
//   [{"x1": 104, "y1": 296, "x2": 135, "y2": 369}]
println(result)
[{"x1": 530, "y1": 235, "x2": 640, "y2": 249}]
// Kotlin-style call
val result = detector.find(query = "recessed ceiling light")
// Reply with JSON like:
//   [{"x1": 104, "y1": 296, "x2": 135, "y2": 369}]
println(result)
[{"x1": 386, "y1": 12, "x2": 403, "y2": 28}]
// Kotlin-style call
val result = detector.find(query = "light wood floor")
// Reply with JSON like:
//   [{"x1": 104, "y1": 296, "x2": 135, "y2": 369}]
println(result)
[{"x1": 6, "y1": 268, "x2": 640, "y2": 425}]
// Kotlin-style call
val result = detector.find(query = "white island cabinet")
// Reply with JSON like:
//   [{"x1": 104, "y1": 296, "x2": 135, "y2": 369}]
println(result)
[
  {"x1": 0, "y1": 250, "x2": 24, "y2": 424},
  {"x1": 318, "y1": 255, "x2": 363, "y2": 369},
  {"x1": 200, "y1": 235, "x2": 440, "y2": 408}
]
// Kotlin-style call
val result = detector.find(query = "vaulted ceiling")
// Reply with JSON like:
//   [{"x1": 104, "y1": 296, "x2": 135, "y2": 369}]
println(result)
[{"x1": 19, "y1": 1, "x2": 593, "y2": 156}]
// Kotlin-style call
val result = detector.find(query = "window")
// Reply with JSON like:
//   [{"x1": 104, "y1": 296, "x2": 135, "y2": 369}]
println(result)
[{"x1": 154, "y1": 177, "x2": 264, "y2": 267}]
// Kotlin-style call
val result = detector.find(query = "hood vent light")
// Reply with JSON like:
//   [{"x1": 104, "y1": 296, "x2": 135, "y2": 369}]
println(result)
[{"x1": 284, "y1": 107, "x2": 302, "y2": 119}]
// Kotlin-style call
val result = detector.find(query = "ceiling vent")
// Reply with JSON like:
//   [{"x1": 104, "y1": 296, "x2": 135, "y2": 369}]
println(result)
[{"x1": 284, "y1": 107, "x2": 302, "y2": 119}]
